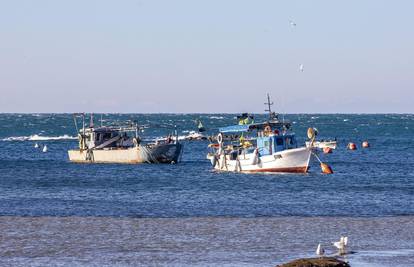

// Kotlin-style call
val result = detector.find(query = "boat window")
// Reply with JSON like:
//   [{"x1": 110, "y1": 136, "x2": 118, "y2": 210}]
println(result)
[
  {"x1": 103, "y1": 133, "x2": 112, "y2": 139},
  {"x1": 276, "y1": 138, "x2": 283, "y2": 146},
  {"x1": 285, "y1": 136, "x2": 297, "y2": 148}
]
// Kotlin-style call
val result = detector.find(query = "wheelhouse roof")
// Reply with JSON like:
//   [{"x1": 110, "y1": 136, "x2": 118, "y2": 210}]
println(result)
[
  {"x1": 219, "y1": 121, "x2": 291, "y2": 133},
  {"x1": 81, "y1": 126, "x2": 137, "y2": 133}
]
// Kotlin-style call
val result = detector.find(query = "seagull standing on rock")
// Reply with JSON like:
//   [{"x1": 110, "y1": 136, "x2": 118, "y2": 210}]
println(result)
[
  {"x1": 333, "y1": 236, "x2": 348, "y2": 255},
  {"x1": 316, "y1": 243, "x2": 325, "y2": 258}
]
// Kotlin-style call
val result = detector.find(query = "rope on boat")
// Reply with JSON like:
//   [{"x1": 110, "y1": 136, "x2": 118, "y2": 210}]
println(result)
[
  {"x1": 85, "y1": 148, "x2": 94, "y2": 162},
  {"x1": 311, "y1": 150, "x2": 333, "y2": 174},
  {"x1": 311, "y1": 150, "x2": 323, "y2": 164},
  {"x1": 138, "y1": 145, "x2": 159, "y2": 164},
  {"x1": 178, "y1": 143, "x2": 184, "y2": 163}
]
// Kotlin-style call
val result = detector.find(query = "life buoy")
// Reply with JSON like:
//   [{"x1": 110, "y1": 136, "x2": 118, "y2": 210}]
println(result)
[
  {"x1": 217, "y1": 133, "x2": 224, "y2": 144},
  {"x1": 264, "y1": 125, "x2": 272, "y2": 136}
]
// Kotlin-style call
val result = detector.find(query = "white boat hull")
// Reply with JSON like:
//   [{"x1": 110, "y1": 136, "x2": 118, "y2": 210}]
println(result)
[
  {"x1": 209, "y1": 147, "x2": 312, "y2": 173},
  {"x1": 68, "y1": 143, "x2": 182, "y2": 164},
  {"x1": 306, "y1": 141, "x2": 337, "y2": 150}
]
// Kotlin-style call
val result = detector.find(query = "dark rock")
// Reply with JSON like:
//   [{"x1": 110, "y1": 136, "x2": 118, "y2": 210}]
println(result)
[{"x1": 276, "y1": 257, "x2": 350, "y2": 267}]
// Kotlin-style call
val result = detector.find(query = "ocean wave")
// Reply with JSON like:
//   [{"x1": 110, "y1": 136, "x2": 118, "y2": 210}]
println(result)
[
  {"x1": 2, "y1": 134, "x2": 77, "y2": 141},
  {"x1": 209, "y1": 116, "x2": 224, "y2": 119}
]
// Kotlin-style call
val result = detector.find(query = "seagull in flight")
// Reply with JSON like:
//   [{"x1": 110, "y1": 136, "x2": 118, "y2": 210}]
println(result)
[
  {"x1": 289, "y1": 20, "x2": 297, "y2": 27},
  {"x1": 299, "y1": 64, "x2": 304, "y2": 72}
]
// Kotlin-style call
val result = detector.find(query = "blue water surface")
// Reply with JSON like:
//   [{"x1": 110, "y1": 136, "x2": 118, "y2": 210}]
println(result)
[{"x1": 0, "y1": 113, "x2": 413, "y2": 217}]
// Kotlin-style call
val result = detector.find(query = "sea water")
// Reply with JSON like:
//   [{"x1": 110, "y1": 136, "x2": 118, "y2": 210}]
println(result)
[{"x1": 0, "y1": 114, "x2": 413, "y2": 266}]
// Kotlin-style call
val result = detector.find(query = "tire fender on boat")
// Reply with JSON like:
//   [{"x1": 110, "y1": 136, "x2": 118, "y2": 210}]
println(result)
[
  {"x1": 211, "y1": 154, "x2": 218, "y2": 167},
  {"x1": 234, "y1": 157, "x2": 242, "y2": 172},
  {"x1": 220, "y1": 153, "x2": 227, "y2": 170},
  {"x1": 250, "y1": 148, "x2": 259, "y2": 165}
]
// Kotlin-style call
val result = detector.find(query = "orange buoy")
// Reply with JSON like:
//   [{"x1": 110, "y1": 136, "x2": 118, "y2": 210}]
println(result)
[
  {"x1": 347, "y1": 142, "x2": 357, "y2": 150},
  {"x1": 362, "y1": 141, "x2": 370, "y2": 148},
  {"x1": 323, "y1": 147, "x2": 333, "y2": 154},
  {"x1": 320, "y1": 163, "x2": 333, "y2": 174}
]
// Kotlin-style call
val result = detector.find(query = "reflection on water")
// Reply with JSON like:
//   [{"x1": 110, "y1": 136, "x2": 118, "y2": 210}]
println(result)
[{"x1": 0, "y1": 216, "x2": 413, "y2": 267}]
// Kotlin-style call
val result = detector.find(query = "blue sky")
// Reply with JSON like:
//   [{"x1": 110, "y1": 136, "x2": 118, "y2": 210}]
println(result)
[{"x1": 0, "y1": 0, "x2": 413, "y2": 113}]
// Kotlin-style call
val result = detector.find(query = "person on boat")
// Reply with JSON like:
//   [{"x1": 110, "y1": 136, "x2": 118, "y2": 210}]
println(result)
[
  {"x1": 196, "y1": 119, "x2": 206, "y2": 132},
  {"x1": 238, "y1": 113, "x2": 254, "y2": 125},
  {"x1": 239, "y1": 135, "x2": 252, "y2": 148},
  {"x1": 264, "y1": 125, "x2": 272, "y2": 136}
]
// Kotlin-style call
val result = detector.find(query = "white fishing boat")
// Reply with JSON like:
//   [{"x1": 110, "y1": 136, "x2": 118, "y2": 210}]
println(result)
[
  {"x1": 181, "y1": 119, "x2": 207, "y2": 140},
  {"x1": 68, "y1": 114, "x2": 183, "y2": 164},
  {"x1": 157, "y1": 130, "x2": 207, "y2": 142},
  {"x1": 184, "y1": 130, "x2": 207, "y2": 140},
  {"x1": 158, "y1": 119, "x2": 208, "y2": 141},
  {"x1": 207, "y1": 95, "x2": 313, "y2": 173},
  {"x1": 306, "y1": 140, "x2": 337, "y2": 150}
]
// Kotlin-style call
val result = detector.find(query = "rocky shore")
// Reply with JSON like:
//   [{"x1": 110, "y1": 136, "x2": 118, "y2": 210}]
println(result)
[{"x1": 276, "y1": 257, "x2": 350, "y2": 267}]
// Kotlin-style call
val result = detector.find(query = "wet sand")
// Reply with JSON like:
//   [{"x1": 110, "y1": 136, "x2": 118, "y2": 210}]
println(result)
[{"x1": 0, "y1": 216, "x2": 413, "y2": 267}]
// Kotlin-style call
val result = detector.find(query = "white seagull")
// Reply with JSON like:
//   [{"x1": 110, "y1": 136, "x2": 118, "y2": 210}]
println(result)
[
  {"x1": 42, "y1": 145, "x2": 48, "y2": 153},
  {"x1": 289, "y1": 20, "x2": 297, "y2": 27},
  {"x1": 333, "y1": 236, "x2": 348, "y2": 255},
  {"x1": 34, "y1": 143, "x2": 39, "y2": 148},
  {"x1": 343, "y1": 236, "x2": 348, "y2": 246},
  {"x1": 299, "y1": 64, "x2": 304, "y2": 72},
  {"x1": 316, "y1": 243, "x2": 325, "y2": 258}
]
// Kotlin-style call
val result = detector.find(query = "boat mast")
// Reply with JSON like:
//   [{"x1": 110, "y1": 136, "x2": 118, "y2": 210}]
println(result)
[
  {"x1": 264, "y1": 93, "x2": 279, "y2": 121},
  {"x1": 82, "y1": 113, "x2": 85, "y2": 135},
  {"x1": 90, "y1": 114, "x2": 94, "y2": 128},
  {"x1": 264, "y1": 93, "x2": 276, "y2": 121},
  {"x1": 73, "y1": 114, "x2": 79, "y2": 134}
]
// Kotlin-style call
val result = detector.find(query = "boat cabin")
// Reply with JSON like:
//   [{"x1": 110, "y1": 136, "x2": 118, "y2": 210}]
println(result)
[
  {"x1": 79, "y1": 126, "x2": 138, "y2": 150},
  {"x1": 218, "y1": 121, "x2": 297, "y2": 155},
  {"x1": 256, "y1": 134, "x2": 297, "y2": 155}
]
